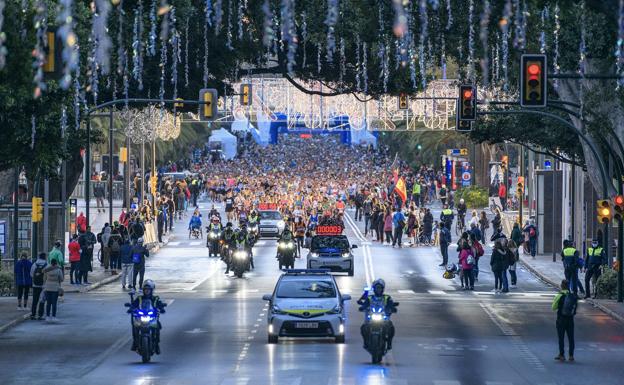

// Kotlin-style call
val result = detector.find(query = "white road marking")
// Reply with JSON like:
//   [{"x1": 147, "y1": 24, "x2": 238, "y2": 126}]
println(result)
[
  {"x1": 189, "y1": 241, "x2": 202, "y2": 246},
  {"x1": 398, "y1": 289, "x2": 417, "y2": 294},
  {"x1": 428, "y1": 290, "x2": 446, "y2": 295},
  {"x1": 254, "y1": 241, "x2": 267, "y2": 246},
  {"x1": 433, "y1": 381, "x2": 461, "y2": 385},
  {"x1": 167, "y1": 241, "x2": 181, "y2": 246}
]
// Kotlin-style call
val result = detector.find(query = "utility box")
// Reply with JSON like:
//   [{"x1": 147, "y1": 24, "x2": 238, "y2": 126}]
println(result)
[{"x1": 536, "y1": 170, "x2": 563, "y2": 254}]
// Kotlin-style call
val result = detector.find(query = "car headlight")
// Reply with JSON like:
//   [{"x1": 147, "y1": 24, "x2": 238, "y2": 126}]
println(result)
[
  {"x1": 277, "y1": 220, "x2": 285, "y2": 229},
  {"x1": 310, "y1": 252, "x2": 319, "y2": 258},
  {"x1": 371, "y1": 313, "x2": 384, "y2": 322},
  {"x1": 271, "y1": 304, "x2": 285, "y2": 314},
  {"x1": 342, "y1": 252, "x2": 350, "y2": 258},
  {"x1": 327, "y1": 304, "x2": 342, "y2": 314}
]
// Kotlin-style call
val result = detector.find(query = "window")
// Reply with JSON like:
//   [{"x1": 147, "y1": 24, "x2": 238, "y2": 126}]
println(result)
[
  {"x1": 260, "y1": 211, "x2": 281, "y2": 220},
  {"x1": 311, "y1": 236, "x2": 350, "y2": 250},
  {"x1": 276, "y1": 279, "x2": 337, "y2": 298}
]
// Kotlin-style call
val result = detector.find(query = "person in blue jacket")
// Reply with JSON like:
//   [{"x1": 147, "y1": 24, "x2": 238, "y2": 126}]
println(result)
[{"x1": 14, "y1": 252, "x2": 33, "y2": 310}]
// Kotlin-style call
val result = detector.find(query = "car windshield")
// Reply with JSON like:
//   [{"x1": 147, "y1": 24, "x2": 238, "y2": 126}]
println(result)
[
  {"x1": 276, "y1": 279, "x2": 337, "y2": 298},
  {"x1": 311, "y1": 236, "x2": 350, "y2": 250},
  {"x1": 260, "y1": 211, "x2": 281, "y2": 220}
]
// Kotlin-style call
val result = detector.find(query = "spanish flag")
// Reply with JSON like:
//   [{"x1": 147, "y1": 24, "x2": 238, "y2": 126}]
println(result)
[{"x1": 394, "y1": 176, "x2": 407, "y2": 206}]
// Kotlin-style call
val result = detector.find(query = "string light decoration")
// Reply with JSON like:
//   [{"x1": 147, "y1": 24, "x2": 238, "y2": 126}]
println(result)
[{"x1": 121, "y1": 106, "x2": 181, "y2": 143}]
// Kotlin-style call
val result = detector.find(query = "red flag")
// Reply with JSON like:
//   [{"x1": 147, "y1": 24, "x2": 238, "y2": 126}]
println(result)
[{"x1": 394, "y1": 177, "x2": 407, "y2": 206}]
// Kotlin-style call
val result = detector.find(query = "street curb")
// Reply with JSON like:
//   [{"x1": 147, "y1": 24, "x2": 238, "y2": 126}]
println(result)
[
  {"x1": 519, "y1": 256, "x2": 624, "y2": 324},
  {"x1": 0, "y1": 233, "x2": 176, "y2": 334}
]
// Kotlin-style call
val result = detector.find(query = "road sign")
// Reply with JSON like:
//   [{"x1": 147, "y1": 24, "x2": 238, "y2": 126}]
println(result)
[
  {"x1": 460, "y1": 148, "x2": 468, "y2": 156},
  {"x1": 461, "y1": 162, "x2": 472, "y2": 187},
  {"x1": 446, "y1": 149, "x2": 461, "y2": 156}
]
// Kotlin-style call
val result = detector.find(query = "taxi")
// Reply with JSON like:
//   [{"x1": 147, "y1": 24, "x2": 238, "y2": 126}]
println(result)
[
  {"x1": 306, "y1": 225, "x2": 356, "y2": 276},
  {"x1": 262, "y1": 269, "x2": 351, "y2": 344}
]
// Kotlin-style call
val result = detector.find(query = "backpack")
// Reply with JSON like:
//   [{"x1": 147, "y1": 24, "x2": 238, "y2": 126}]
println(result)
[
  {"x1": 474, "y1": 242, "x2": 484, "y2": 257},
  {"x1": 132, "y1": 252, "x2": 142, "y2": 264},
  {"x1": 111, "y1": 238, "x2": 121, "y2": 253},
  {"x1": 466, "y1": 255, "x2": 476, "y2": 266},
  {"x1": 529, "y1": 227, "x2": 536, "y2": 237},
  {"x1": 33, "y1": 264, "x2": 45, "y2": 286},
  {"x1": 561, "y1": 293, "x2": 577, "y2": 317}
]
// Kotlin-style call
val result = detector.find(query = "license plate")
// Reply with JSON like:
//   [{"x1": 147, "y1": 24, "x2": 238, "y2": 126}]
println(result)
[{"x1": 295, "y1": 322, "x2": 318, "y2": 329}]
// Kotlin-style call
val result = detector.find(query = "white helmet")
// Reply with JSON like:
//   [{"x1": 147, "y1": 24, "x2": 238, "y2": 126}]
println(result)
[
  {"x1": 142, "y1": 279, "x2": 155, "y2": 291},
  {"x1": 137, "y1": 237, "x2": 144, "y2": 244}
]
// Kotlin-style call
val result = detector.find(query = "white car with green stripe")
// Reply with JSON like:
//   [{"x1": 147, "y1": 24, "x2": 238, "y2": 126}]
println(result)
[{"x1": 262, "y1": 270, "x2": 351, "y2": 344}]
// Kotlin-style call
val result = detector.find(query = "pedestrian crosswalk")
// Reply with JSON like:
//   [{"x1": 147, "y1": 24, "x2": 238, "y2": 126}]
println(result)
[
  {"x1": 394, "y1": 289, "x2": 556, "y2": 299},
  {"x1": 204, "y1": 377, "x2": 559, "y2": 385}
]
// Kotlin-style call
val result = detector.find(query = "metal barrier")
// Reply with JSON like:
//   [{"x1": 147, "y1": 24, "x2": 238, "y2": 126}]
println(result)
[{"x1": 71, "y1": 181, "x2": 126, "y2": 200}]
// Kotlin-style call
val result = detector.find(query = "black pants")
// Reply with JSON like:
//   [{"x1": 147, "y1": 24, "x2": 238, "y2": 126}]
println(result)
[
  {"x1": 493, "y1": 270, "x2": 504, "y2": 290},
  {"x1": 158, "y1": 226, "x2": 163, "y2": 243},
  {"x1": 392, "y1": 228, "x2": 403, "y2": 247},
  {"x1": 564, "y1": 267, "x2": 579, "y2": 294},
  {"x1": 440, "y1": 243, "x2": 449, "y2": 265},
  {"x1": 133, "y1": 267, "x2": 145, "y2": 288},
  {"x1": 110, "y1": 252, "x2": 121, "y2": 270},
  {"x1": 509, "y1": 268, "x2": 517, "y2": 285},
  {"x1": 364, "y1": 215, "x2": 371, "y2": 235},
  {"x1": 70, "y1": 262, "x2": 80, "y2": 283},
  {"x1": 585, "y1": 264, "x2": 601, "y2": 297},
  {"x1": 80, "y1": 270, "x2": 89, "y2": 283},
  {"x1": 17, "y1": 285, "x2": 30, "y2": 304},
  {"x1": 462, "y1": 269, "x2": 475, "y2": 288},
  {"x1": 45, "y1": 291, "x2": 59, "y2": 317},
  {"x1": 355, "y1": 206, "x2": 362, "y2": 221},
  {"x1": 384, "y1": 231, "x2": 393, "y2": 244},
  {"x1": 31, "y1": 287, "x2": 45, "y2": 318},
  {"x1": 557, "y1": 316, "x2": 575, "y2": 356}
]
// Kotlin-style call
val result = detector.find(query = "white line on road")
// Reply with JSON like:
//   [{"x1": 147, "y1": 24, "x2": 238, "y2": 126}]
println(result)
[
  {"x1": 428, "y1": 290, "x2": 446, "y2": 295},
  {"x1": 168, "y1": 241, "x2": 181, "y2": 246},
  {"x1": 189, "y1": 241, "x2": 202, "y2": 246}
]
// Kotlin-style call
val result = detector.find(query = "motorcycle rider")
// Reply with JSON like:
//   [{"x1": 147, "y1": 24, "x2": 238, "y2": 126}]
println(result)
[
  {"x1": 357, "y1": 279, "x2": 397, "y2": 350},
  {"x1": 208, "y1": 215, "x2": 223, "y2": 232},
  {"x1": 234, "y1": 229, "x2": 254, "y2": 270},
  {"x1": 209, "y1": 205, "x2": 220, "y2": 219},
  {"x1": 129, "y1": 280, "x2": 166, "y2": 354},
  {"x1": 221, "y1": 222, "x2": 236, "y2": 274},
  {"x1": 248, "y1": 209, "x2": 260, "y2": 226}
]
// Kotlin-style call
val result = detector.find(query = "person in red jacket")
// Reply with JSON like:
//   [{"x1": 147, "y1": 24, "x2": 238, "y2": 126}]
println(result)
[
  {"x1": 498, "y1": 183, "x2": 507, "y2": 211},
  {"x1": 75, "y1": 212, "x2": 87, "y2": 234},
  {"x1": 68, "y1": 234, "x2": 82, "y2": 285}
]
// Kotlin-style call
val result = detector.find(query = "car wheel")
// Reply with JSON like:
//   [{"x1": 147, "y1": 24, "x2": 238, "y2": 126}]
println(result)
[
  {"x1": 335, "y1": 335, "x2": 345, "y2": 344},
  {"x1": 268, "y1": 335, "x2": 278, "y2": 344}
]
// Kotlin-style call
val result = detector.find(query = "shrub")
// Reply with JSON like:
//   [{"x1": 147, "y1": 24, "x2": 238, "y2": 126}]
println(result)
[
  {"x1": 595, "y1": 267, "x2": 617, "y2": 300},
  {"x1": 455, "y1": 186, "x2": 489, "y2": 209},
  {"x1": 0, "y1": 271, "x2": 13, "y2": 296}
]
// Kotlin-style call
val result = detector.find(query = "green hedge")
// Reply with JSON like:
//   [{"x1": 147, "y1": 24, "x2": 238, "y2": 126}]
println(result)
[
  {"x1": 0, "y1": 271, "x2": 13, "y2": 296},
  {"x1": 596, "y1": 267, "x2": 617, "y2": 300},
  {"x1": 455, "y1": 186, "x2": 489, "y2": 209}
]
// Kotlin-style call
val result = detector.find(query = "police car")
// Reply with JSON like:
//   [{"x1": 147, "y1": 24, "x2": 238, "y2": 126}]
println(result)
[
  {"x1": 306, "y1": 225, "x2": 356, "y2": 276},
  {"x1": 262, "y1": 269, "x2": 351, "y2": 344}
]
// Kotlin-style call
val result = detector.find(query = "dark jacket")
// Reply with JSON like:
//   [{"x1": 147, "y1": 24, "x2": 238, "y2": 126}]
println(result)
[
  {"x1": 131, "y1": 245, "x2": 149, "y2": 268},
  {"x1": 120, "y1": 243, "x2": 134, "y2": 264},
  {"x1": 15, "y1": 259, "x2": 33, "y2": 286},
  {"x1": 490, "y1": 248, "x2": 507, "y2": 272}
]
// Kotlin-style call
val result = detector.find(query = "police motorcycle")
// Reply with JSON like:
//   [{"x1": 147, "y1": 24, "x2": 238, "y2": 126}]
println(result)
[
  {"x1": 358, "y1": 282, "x2": 399, "y2": 364},
  {"x1": 124, "y1": 285, "x2": 166, "y2": 363},
  {"x1": 206, "y1": 216, "x2": 223, "y2": 257},
  {"x1": 231, "y1": 233, "x2": 251, "y2": 278},
  {"x1": 277, "y1": 238, "x2": 296, "y2": 270},
  {"x1": 248, "y1": 210, "x2": 260, "y2": 239}
]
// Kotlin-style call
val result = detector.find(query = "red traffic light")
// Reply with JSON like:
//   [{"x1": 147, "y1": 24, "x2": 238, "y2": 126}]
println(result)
[
  {"x1": 462, "y1": 89, "x2": 473, "y2": 99},
  {"x1": 527, "y1": 64, "x2": 541, "y2": 76},
  {"x1": 615, "y1": 195, "x2": 624, "y2": 206}
]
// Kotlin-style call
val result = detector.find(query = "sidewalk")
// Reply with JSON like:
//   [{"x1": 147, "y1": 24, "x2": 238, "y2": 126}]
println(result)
[
  {"x1": 0, "y1": 221, "x2": 174, "y2": 334},
  {"x1": 519, "y1": 252, "x2": 624, "y2": 323}
]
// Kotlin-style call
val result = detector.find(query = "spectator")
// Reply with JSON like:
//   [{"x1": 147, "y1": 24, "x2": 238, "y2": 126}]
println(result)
[
  {"x1": 131, "y1": 238, "x2": 149, "y2": 289},
  {"x1": 47, "y1": 241, "x2": 65, "y2": 278},
  {"x1": 478, "y1": 211, "x2": 489, "y2": 242},
  {"x1": 30, "y1": 253, "x2": 48, "y2": 320},
  {"x1": 523, "y1": 220, "x2": 538, "y2": 258},
  {"x1": 14, "y1": 252, "x2": 32, "y2": 310},
  {"x1": 68, "y1": 234, "x2": 81, "y2": 284},
  {"x1": 458, "y1": 241, "x2": 475, "y2": 290},
  {"x1": 498, "y1": 183, "x2": 507, "y2": 211},
  {"x1": 78, "y1": 226, "x2": 96, "y2": 285},
  {"x1": 392, "y1": 207, "x2": 405, "y2": 248},
  {"x1": 439, "y1": 222, "x2": 451, "y2": 266},
  {"x1": 553, "y1": 279, "x2": 577, "y2": 362},
  {"x1": 43, "y1": 259, "x2": 64, "y2": 321},
  {"x1": 383, "y1": 209, "x2": 393, "y2": 246},
  {"x1": 490, "y1": 239, "x2": 507, "y2": 294},
  {"x1": 511, "y1": 223, "x2": 523, "y2": 252},
  {"x1": 101, "y1": 225, "x2": 112, "y2": 272},
  {"x1": 120, "y1": 239, "x2": 134, "y2": 290},
  {"x1": 75, "y1": 212, "x2": 87, "y2": 234},
  {"x1": 108, "y1": 228, "x2": 123, "y2": 275},
  {"x1": 507, "y1": 240, "x2": 519, "y2": 286}
]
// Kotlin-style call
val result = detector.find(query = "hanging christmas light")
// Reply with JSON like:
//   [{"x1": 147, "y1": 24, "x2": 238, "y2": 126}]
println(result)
[
  {"x1": 617, "y1": 0, "x2": 624, "y2": 87},
  {"x1": 226, "y1": 0, "x2": 233, "y2": 49},
  {"x1": 392, "y1": 0, "x2": 407, "y2": 38},
  {"x1": 539, "y1": 6, "x2": 549, "y2": 54},
  {"x1": 445, "y1": 0, "x2": 453, "y2": 30},
  {"x1": 281, "y1": 0, "x2": 296, "y2": 73},
  {"x1": 159, "y1": 39, "x2": 168, "y2": 104},
  {"x1": 132, "y1": 2, "x2": 145, "y2": 90},
  {"x1": 205, "y1": 0, "x2": 213, "y2": 26},
  {"x1": 73, "y1": 50, "x2": 82, "y2": 130},
  {"x1": 93, "y1": 0, "x2": 112, "y2": 75},
  {"x1": 553, "y1": 2, "x2": 560, "y2": 90},
  {"x1": 203, "y1": 1, "x2": 210, "y2": 87},
  {"x1": 0, "y1": 0, "x2": 6, "y2": 70},
  {"x1": 362, "y1": 41, "x2": 368, "y2": 94},
  {"x1": 301, "y1": 12, "x2": 308, "y2": 68},
  {"x1": 578, "y1": 1, "x2": 586, "y2": 77},
  {"x1": 355, "y1": 35, "x2": 361, "y2": 91},
  {"x1": 339, "y1": 37, "x2": 345, "y2": 83},
  {"x1": 479, "y1": 0, "x2": 491, "y2": 88},
  {"x1": 262, "y1": 0, "x2": 273, "y2": 48},
  {"x1": 467, "y1": 0, "x2": 475, "y2": 83},
  {"x1": 499, "y1": 0, "x2": 511, "y2": 91},
  {"x1": 317, "y1": 42, "x2": 322, "y2": 74},
  {"x1": 56, "y1": 0, "x2": 79, "y2": 89},
  {"x1": 170, "y1": 8, "x2": 179, "y2": 104},
  {"x1": 238, "y1": 0, "x2": 245, "y2": 40},
  {"x1": 215, "y1": 0, "x2": 223, "y2": 35},
  {"x1": 159, "y1": 0, "x2": 171, "y2": 43},
  {"x1": 148, "y1": 0, "x2": 157, "y2": 56},
  {"x1": 325, "y1": 0, "x2": 338, "y2": 62},
  {"x1": 33, "y1": 0, "x2": 48, "y2": 98},
  {"x1": 419, "y1": 0, "x2": 428, "y2": 89},
  {"x1": 184, "y1": 19, "x2": 189, "y2": 88}
]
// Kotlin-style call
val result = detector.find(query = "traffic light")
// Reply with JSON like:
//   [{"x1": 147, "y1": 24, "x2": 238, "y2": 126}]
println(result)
[
  {"x1": 199, "y1": 88, "x2": 218, "y2": 120},
  {"x1": 517, "y1": 176, "x2": 525, "y2": 197},
  {"x1": 458, "y1": 85, "x2": 476, "y2": 121},
  {"x1": 240, "y1": 84, "x2": 252, "y2": 106},
  {"x1": 520, "y1": 54, "x2": 547, "y2": 107},
  {"x1": 614, "y1": 195, "x2": 624, "y2": 221},
  {"x1": 150, "y1": 176, "x2": 158, "y2": 193},
  {"x1": 597, "y1": 200, "x2": 613, "y2": 224},
  {"x1": 455, "y1": 102, "x2": 473, "y2": 132},
  {"x1": 501, "y1": 155, "x2": 508, "y2": 170},
  {"x1": 32, "y1": 197, "x2": 43, "y2": 223},
  {"x1": 174, "y1": 98, "x2": 184, "y2": 108},
  {"x1": 398, "y1": 93, "x2": 409, "y2": 110},
  {"x1": 43, "y1": 29, "x2": 62, "y2": 79}
]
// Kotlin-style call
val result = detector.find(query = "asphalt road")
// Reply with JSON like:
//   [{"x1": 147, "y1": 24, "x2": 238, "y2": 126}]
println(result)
[{"x1": 1, "y1": 203, "x2": 623, "y2": 385}]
